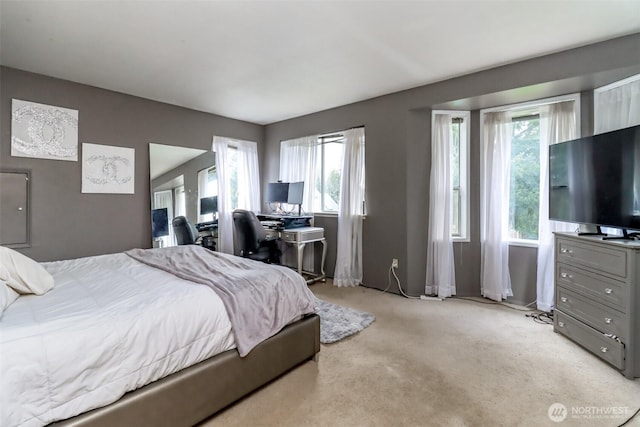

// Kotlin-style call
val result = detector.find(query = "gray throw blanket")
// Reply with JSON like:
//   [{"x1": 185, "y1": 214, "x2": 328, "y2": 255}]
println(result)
[{"x1": 126, "y1": 246, "x2": 316, "y2": 357}]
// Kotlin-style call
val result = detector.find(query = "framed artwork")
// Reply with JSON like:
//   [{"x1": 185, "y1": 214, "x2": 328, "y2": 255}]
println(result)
[
  {"x1": 11, "y1": 99, "x2": 79, "y2": 161},
  {"x1": 82, "y1": 143, "x2": 135, "y2": 194}
]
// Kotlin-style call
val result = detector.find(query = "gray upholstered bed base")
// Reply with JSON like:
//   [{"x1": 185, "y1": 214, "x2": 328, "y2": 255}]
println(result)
[{"x1": 52, "y1": 314, "x2": 320, "y2": 427}]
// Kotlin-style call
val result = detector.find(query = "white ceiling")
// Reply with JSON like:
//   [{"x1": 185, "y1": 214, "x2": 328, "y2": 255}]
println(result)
[{"x1": 1, "y1": 1, "x2": 639, "y2": 125}]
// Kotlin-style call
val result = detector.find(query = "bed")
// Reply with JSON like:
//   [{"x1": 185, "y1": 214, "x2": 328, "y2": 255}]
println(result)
[{"x1": 0, "y1": 245, "x2": 320, "y2": 427}]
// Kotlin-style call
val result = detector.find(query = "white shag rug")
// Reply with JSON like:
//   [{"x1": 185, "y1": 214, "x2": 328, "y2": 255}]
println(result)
[{"x1": 315, "y1": 299, "x2": 375, "y2": 344}]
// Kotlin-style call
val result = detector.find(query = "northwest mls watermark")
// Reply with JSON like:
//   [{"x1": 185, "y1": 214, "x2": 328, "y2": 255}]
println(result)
[{"x1": 548, "y1": 403, "x2": 630, "y2": 422}]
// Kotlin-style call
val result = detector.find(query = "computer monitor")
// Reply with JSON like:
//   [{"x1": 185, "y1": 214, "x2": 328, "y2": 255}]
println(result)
[
  {"x1": 200, "y1": 196, "x2": 218, "y2": 215},
  {"x1": 151, "y1": 208, "x2": 169, "y2": 238},
  {"x1": 266, "y1": 182, "x2": 290, "y2": 203},
  {"x1": 286, "y1": 181, "x2": 304, "y2": 205}
]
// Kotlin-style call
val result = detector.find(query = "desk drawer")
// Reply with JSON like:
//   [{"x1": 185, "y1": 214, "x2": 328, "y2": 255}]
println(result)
[
  {"x1": 557, "y1": 238, "x2": 627, "y2": 278},
  {"x1": 555, "y1": 311, "x2": 625, "y2": 370},
  {"x1": 556, "y1": 263, "x2": 627, "y2": 310},
  {"x1": 264, "y1": 229, "x2": 279, "y2": 240},
  {"x1": 556, "y1": 286, "x2": 627, "y2": 339},
  {"x1": 281, "y1": 228, "x2": 324, "y2": 243}
]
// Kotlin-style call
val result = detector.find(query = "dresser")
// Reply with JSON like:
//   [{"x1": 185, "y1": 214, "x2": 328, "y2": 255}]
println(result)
[{"x1": 554, "y1": 232, "x2": 640, "y2": 379}]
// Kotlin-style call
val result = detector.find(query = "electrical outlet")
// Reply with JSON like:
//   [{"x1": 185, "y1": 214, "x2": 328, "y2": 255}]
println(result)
[{"x1": 392, "y1": 258, "x2": 398, "y2": 268}]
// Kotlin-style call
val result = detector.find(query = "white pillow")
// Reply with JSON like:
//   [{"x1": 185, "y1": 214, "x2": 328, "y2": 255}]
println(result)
[
  {"x1": 0, "y1": 280, "x2": 20, "y2": 315},
  {"x1": 0, "y1": 247, "x2": 54, "y2": 295}
]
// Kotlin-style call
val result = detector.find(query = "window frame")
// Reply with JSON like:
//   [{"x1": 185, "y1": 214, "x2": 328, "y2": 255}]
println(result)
[
  {"x1": 315, "y1": 134, "x2": 345, "y2": 214},
  {"x1": 432, "y1": 110, "x2": 470, "y2": 242},
  {"x1": 480, "y1": 93, "x2": 581, "y2": 247}
]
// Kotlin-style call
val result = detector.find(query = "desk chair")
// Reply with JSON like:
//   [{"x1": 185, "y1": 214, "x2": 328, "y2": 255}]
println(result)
[
  {"x1": 172, "y1": 216, "x2": 200, "y2": 246},
  {"x1": 232, "y1": 209, "x2": 281, "y2": 264}
]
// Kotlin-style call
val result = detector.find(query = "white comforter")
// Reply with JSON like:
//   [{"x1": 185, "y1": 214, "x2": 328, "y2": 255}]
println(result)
[{"x1": 0, "y1": 252, "x2": 236, "y2": 427}]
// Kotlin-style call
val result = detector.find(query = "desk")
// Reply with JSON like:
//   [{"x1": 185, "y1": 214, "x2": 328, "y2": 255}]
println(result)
[{"x1": 265, "y1": 226, "x2": 326, "y2": 284}]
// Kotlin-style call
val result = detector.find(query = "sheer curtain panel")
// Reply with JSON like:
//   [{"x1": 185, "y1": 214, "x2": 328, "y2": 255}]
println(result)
[
  {"x1": 480, "y1": 112, "x2": 513, "y2": 301},
  {"x1": 595, "y1": 75, "x2": 640, "y2": 133},
  {"x1": 536, "y1": 101, "x2": 579, "y2": 312},
  {"x1": 212, "y1": 136, "x2": 260, "y2": 254},
  {"x1": 279, "y1": 136, "x2": 318, "y2": 213},
  {"x1": 334, "y1": 128, "x2": 366, "y2": 287},
  {"x1": 425, "y1": 114, "x2": 456, "y2": 298},
  {"x1": 236, "y1": 140, "x2": 261, "y2": 213}
]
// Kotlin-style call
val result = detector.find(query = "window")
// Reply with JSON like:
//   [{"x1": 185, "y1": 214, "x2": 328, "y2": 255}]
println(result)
[
  {"x1": 314, "y1": 134, "x2": 344, "y2": 212},
  {"x1": 174, "y1": 185, "x2": 186, "y2": 217},
  {"x1": 509, "y1": 113, "x2": 540, "y2": 240},
  {"x1": 434, "y1": 111, "x2": 469, "y2": 241},
  {"x1": 198, "y1": 165, "x2": 221, "y2": 222},
  {"x1": 481, "y1": 93, "x2": 580, "y2": 245},
  {"x1": 280, "y1": 129, "x2": 365, "y2": 215},
  {"x1": 451, "y1": 115, "x2": 469, "y2": 240}
]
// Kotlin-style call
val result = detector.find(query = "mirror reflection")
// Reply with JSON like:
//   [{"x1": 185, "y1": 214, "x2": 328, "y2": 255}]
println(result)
[{"x1": 149, "y1": 143, "x2": 217, "y2": 248}]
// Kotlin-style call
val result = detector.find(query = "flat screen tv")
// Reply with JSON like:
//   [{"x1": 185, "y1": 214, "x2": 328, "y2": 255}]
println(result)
[
  {"x1": 549, "y1": 124, "x2": 640, "y2": 231},
  {"x1": 200, "y1": 196, "x2": 218, "y2": 214},
  {"x1": 151, "y1": 208, "x2": 169, "y2": 238}
]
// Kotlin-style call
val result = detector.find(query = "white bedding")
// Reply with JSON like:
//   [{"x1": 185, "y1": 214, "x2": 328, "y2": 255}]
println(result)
[{"x1": 0, "y1": 252, "x2": 236, "y2": 427}]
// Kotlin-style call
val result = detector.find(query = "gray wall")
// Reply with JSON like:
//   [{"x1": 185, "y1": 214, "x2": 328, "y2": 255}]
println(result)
[
  {"x1": 0, "y1": 67, "x2": 263, "y2": 261},
  {"x1": 263, "y1": 34, "x2": 640, "y2": 302}
]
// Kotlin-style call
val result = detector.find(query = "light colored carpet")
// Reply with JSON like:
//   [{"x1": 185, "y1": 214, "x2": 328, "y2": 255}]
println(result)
[
  {"x1": 200, "y1": 281, "x2": 640, "y2": 427},
  {"x1": 315, "y1": 298, "x2": 375, "y2": 343}
]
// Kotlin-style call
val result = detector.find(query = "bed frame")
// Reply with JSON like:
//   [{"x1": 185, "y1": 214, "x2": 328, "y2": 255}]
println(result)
[{"x1": 52, "y1": 314, "x2": 320, "y2": 427}]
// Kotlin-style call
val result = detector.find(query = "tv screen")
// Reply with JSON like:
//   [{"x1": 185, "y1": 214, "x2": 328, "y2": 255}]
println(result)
[
  {"x1": 151, "y1": 208, "x2": 169, "y2": 238},
  {"x1": 200, "y1": 196, "x2": 218, "y2": 214},
  {"x1": 266, "y1": 182, "x2": 290, "y2": 203},
  {"x1": 549, "y1": 124, "x2": 640, "y2": 230}
]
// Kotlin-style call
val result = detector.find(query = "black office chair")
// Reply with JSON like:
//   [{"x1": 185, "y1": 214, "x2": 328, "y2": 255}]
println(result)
[
  {"x1": 172, "y1": 216, "x2": 200, "y2": 245},
  {"x1": 232, "y1": 209, "x2": 281, "y2": 264}
]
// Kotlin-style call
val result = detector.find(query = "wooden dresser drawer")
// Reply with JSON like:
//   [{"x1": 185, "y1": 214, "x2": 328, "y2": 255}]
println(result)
[
  {"x1": 555, "y1": 311, "x2": 625, "y2": 370},
  {"x1": 556, "y1": 287, "x2": 628, "y2": 339},
  {"x1": 557, "y1": 238, "x2": 627, "y2": 278},
  {"x1": 556, "y1": 263, "x2": 628, "y2": 310}
]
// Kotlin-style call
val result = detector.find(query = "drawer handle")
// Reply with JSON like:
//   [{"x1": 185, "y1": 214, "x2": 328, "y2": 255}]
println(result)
[
  {"x1": 558, "y1": 321, "x2": 565, "y2": 328},
  {"x1": 560, "y1": 272, "x2": 573, "y2": 280},
  {"x1": 604, "y1": 288, "x2": 613, "y2": 295},
  {"x1": 560, "y1": 296, "x2": 568, "y2": 303},
  {"x1": 604, "y1": 317, "x2": 612, "y2": 324},
  {"x1": 600, "y1": 347, "x2": 608, "y2": 353},
  {"x1": 561, "y1": 248, "x2": 573, "y2": 254}
]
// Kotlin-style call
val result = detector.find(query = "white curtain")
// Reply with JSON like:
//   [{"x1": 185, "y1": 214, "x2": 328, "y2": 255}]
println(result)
[
  {"x1": 425, "y1": 114, "x2": 456, "y2": 298},
  {"x1": 279, "y1": 136, "x2": 318, "y2": 213},
  {"x1": 536, "y1": 101, "x2": 578, "y2": 312},
  {"x1": 212, "y1": 136, "x2": 260, "y2": 254},
  {"x1": 334, "y1": 128, "x2": 366, "y2": 287},
  {"x1": 280, "y1": 135, "x2": 318, "y2": 271},
  {"x1": 236, "y1": 140, "x2": 261, "y2": 212},
  {"x1": 154, "y1": 190, "x2": 175, "y2": 247},
  {"x1": 480, "y1": 112, "x2": 513, "y2": 301},
  {"x1": 595, "y1": 76, "x2": 640, "y2": 133}
]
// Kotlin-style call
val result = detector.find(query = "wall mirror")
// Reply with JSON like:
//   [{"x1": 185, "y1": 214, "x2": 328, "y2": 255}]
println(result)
[{"x1": 149, "y1": 143, "x2": 216, "y2": 247}]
